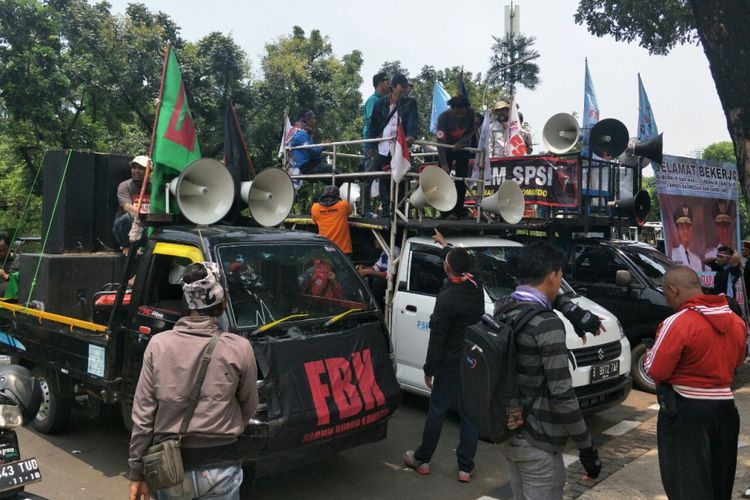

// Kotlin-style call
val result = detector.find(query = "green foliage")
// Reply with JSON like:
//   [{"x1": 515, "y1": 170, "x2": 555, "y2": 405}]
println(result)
[
  {"x1": 488, "y1": 33, "x2": 541, "y2": 95},
  {"x1": 642, "y1": 176, "x2": 661, "y2": 223},
  {"x1": 702, "y1": 141, "x2": 748, "y2": 238},
  {"x1": 573, "y1": 0, "x2": 698, "y2": 55}
]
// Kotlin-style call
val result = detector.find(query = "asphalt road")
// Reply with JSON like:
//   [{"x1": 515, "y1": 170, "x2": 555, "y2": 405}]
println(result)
[{"x1": 12, "y1": 388, "x2": 656, "y2": 500}]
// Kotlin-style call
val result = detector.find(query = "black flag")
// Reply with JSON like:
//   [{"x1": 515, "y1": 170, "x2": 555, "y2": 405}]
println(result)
[
  {"x1": 457, "y1": 68, "x2": 470, "y2": 107},
  {"x1": 223, "y1": 99, "x2": 255, "y2": 223}
]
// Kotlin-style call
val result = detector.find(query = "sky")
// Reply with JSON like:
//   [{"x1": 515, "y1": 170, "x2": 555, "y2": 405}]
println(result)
[{"x1": 107, "y1": 0, "x2": 730, "y2": 158}]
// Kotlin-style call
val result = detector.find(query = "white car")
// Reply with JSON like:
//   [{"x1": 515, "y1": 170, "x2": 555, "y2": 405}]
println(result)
[{"x1": 389, "y1": 235, "x2": 632, "y2": 414}]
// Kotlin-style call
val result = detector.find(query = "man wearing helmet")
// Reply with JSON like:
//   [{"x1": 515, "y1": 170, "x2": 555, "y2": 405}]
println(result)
[{"x1": 128, "y1": 262, "x2": 257, "y2": 500}]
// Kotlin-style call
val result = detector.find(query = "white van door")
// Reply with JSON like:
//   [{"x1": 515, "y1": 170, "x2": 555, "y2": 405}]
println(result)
[{"x1": 391, "y1": 243, "x2": 446, "y2": 394}]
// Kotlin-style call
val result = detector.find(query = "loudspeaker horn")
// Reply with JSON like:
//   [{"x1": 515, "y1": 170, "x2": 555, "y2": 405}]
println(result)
[
  {"x1": 240, "y1": 168, "x2": 295, "y2": 227},
  {"x1": 589, "y1": 118, "x2": 629, "y2": 158},
  {"x1": 409, "y1": 166, "x2": 457, "y2": 212},
  {"x1": 607, "y1": 189, "x2": 651, "y2": 225},
  {"x1": 542, "y1": 113, "x2": 581, "y2": 154},
  {"x1": 481, "y1": 181, "x2": 525, "y2": 224},
  {"x1": 168, "y1": 158, "x2": 234, "y2": 225},
  {"x1": 631, "y1": 133, "x2": 663, "y2": 165},
  {"x1": 339, "y1": 182, "x2": 361, "y2": 205}
]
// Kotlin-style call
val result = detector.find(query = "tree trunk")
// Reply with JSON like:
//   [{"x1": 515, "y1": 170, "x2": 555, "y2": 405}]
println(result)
[{"x1": 689, "y1": 1, "x2": 750, "y2": 204}]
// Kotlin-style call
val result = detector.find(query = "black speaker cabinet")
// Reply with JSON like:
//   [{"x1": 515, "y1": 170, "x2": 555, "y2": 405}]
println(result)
[
  {"x1": 93, "y1": 154, "x2": 132, "y2": 252},
  {"x1": 16, "y1": 253, "x2": 126, "y2": 320}
]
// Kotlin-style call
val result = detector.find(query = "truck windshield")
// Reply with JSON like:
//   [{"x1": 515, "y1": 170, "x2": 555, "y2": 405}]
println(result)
[
  {"x1": 466, "y1": 246, "x2": 574, "y2": 302},
  {"x1": 620, "y1": 245, "x2": 672, "y2": 287},
  {"x1": 218, "y1": 243, "x2": 375, "y2": 329}
]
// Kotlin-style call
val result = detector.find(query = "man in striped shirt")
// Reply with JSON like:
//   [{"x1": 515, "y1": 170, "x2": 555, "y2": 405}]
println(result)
[
  {"x1": 646, "y1": 265, "x2": 747, "y2": 500},
  {"x1": 495, "y1": 242, "x2": 601, "y2": 499}
]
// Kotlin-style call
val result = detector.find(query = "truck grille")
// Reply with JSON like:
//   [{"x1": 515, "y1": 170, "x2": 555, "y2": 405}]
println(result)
[{"x1": 571, "y1": 341, "x2": 622, "y2": 367}]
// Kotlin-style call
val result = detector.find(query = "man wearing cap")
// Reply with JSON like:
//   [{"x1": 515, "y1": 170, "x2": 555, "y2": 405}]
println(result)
[
  {"x1": 705, "y1": 200, "x2": 736, "y2": 260},
  {"x1": 704, "y1": 246, "x2": 742, "y2": 298},
  {"x1": 113, "y1": 155, "x2": 151, "y2": 249},
  {"x1": 436, "y1": 95, "x2": 475, "y2": 219},
  {"x1": 669, "y1": 205, "x2": 703, "y2": 273},
  {"x1": 128, "y1": 262, "x2": 257, "y2": 500},
  {"x1": 489, "y1": 100, "x2": 510, "y2": 158},
  {"x1": 290, "y1": 110, "x2": 332, "y2": 176},
  {"x1": 311, "y1": 185, "x2": 353, "y2": 257},
  {"x1": 362, "y1": 72, "x2": 390, "y2": 215},
  {"x1": 366, "y1": 74, "x2": 418, "y2": 216}
]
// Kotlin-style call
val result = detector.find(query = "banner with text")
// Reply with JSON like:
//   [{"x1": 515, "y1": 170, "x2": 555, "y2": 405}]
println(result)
[
  {"x1": 488, "y1": 155, "x2": 579, "y2": 207},
  {"x1": 654, "y1": 154, "x2": 743, "y2": 302}
]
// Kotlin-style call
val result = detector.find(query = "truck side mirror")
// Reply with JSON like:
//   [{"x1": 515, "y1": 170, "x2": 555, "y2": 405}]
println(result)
[{"x1": 615, "y1": 270, "x2": 633, "y2": 287}]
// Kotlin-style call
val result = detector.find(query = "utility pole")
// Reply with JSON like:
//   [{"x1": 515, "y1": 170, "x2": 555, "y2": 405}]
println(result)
[{"x1": 503, "y1": 1, "x2": 520, "y2": 98}]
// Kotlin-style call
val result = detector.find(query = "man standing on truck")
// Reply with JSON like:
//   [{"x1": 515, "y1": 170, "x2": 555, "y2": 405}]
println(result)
[
  {"x1": 128, "y1": 262, "x2": 257, "y2": 500},
  {"x1": 403, "y1": 230, "x2": 484, "y2": 482},
  {"x1": 366, "y1": 74, "x2": 418, "y2": 217},
  {"x1": 311, "y1": 185, "x2": 353, "y2": 258},
  {"x1": 436, "y1": 95, "x2": 475, "y2": 220},
  {"x1": 494, "y1": 241, "x2": 602, "y2": 498},
  {"x1": 645, "y1": 266, "x2": 746, "y2": 500},
  {"x1": 362, "y1": 72, "x2": 390, "y2": 215},
  {"x1": 113, "y1": 156, "x2": 151, "y2": 250}
]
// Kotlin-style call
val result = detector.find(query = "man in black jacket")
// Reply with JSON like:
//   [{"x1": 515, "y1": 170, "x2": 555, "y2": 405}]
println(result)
[
  {"x1": 403, "y1": 229, "x2": 484, "y2": 483},
  {"x1": 365, "y1": 74, "x2": 418, "y2": 216},
  {"x1": 436, "y1": 95, "x2": 475, "y2": 219}
]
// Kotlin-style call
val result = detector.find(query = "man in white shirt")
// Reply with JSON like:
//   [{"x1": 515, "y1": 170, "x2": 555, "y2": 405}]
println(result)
[
  {"x1": 669, "y1": 205, "x2": 704, "y2": 273},
  {"x1": 488, "y1": 101, "x2": 509, "y2": 158}
]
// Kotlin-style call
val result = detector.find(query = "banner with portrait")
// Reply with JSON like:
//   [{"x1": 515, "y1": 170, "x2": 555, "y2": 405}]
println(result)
[
  {"x1": 487, "y1": 156, "x2": 579, "y2": 207},
  {"x1": 653, "y1": 155, "x2": 743, "y2": 305}
]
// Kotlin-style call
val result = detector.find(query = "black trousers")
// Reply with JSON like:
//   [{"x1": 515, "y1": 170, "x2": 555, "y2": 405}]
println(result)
[
  {"x1": 657, "y1": 394, "x2": 739, "y2": 500},
  {"x1": 442, "y1": 149, "x2": 470, "y2": 217}
]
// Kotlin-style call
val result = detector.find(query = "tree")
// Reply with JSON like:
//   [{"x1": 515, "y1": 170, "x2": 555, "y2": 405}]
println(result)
[
  {"x1": 573, "y1": 0, "x2": 750, "y2": 204},
  {"x1": 642, "y1": 176, "x2": 661, "y2": 223},
  {"x1": 487, "y1": 33, "x2": 540, "y2": 97},
  {"x1": 702, "y1": 141, "x2": 749, "y2": 238}
]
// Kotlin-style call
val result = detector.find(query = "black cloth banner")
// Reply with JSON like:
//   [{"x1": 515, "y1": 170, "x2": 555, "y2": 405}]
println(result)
[
  {"x1": 488, "y1": 155, "x2": 579, "y2": 207},
  {"x1": 222, "y1": 100, "x2": 254, "y2": 223},
  {"x1": 253, "y1": 320, "x2": 400, "y2": 452}
]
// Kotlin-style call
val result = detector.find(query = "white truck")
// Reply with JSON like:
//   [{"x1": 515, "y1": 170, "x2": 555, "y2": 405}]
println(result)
[{"x1": 389, "y1": 234, "x2": 632, "y2": 413}]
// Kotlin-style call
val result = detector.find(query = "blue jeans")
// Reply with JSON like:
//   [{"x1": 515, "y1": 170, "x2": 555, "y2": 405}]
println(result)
[
  {"x1": 414, "y1": 364, "x2": 478, "y2": 472},
  {"x1": 113, "y1": 212, "x2": 133, "y2": 248},
  {"x1": 157, "y1": 464, "x2": 242, "y2": 500}
]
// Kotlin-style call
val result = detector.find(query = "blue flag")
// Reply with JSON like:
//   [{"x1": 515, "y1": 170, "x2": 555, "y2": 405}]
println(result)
[
  {"x1": 582, "y1": 58, "x2": 600, "y2": 157},
  {"x1": 430, "y1": 81, "x2": 450, "y2": 134},
  {"x1": 637, "y1": 74, "x2": 658, "y2": 142}
]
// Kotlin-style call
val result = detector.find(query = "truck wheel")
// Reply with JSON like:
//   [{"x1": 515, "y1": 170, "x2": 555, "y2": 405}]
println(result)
[
  {"x1": 121, "y1": 400, "x2": 134, "y2": 434},
  {"x1": 32, "y1": 369, "x2": 73, "y2": 434},
  {"x1": 631, "y1": 342, "x2": 656, "y2": 394}
]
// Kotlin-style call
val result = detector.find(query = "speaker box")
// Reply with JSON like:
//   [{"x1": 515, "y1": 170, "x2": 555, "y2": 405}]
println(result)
[
  {"x1": 93, "y1": 154, "x2": 131, "y2": 251},
  {"x1": 42, "y1": 151, "x2": 96, "y2": 253},
  {"x1": 16, "y1": 253, "x2": 126, "y2": 320}
]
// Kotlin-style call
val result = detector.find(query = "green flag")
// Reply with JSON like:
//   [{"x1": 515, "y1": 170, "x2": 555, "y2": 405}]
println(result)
[{"x1": 151, "y1": 47, "x2": 201, "y2": 213}]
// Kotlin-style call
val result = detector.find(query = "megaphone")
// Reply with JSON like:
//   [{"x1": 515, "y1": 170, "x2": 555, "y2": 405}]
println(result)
[
  {"x1": 607, "y1": 190, "x2": 651, "y2": 225},
  {"x1": 168, "y1": 158, "x2": 234, "y2": 225},
  {"x1": 481, "y1": 181, "x2": 525, "y2": 224},
  {"x1": 240, "y1": 168, "x2": 295, "y2": 227},
  {"x1": 339, "y1": 182, "x2": 361, "y2": 205},
  {"x1": 409, "y1": 166, "x2": 457, "y2": 212},
  {"x1": 589, "y1": 119, "x2": 629, "y2": 158},
  {"x1": 631, "y1": 133, "x2": 663, "y2": 165},
  {"x1": 542, "y1": 113, "x2": 581, "y2": 154}
]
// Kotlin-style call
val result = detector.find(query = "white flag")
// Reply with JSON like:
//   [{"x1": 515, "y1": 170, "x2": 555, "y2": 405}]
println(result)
[
  {"x1": 278, "y1": 113, "x2": 292, "y2": 157},
  {"x1": 504, "y1": 98, "x2": 528, "y2": 157},
  {"x1": 472, "y1": 109, "x2": 492, "y2": 181},
  {"x1": 391, "y1": 123, "x2": 411, "y2": 183}
]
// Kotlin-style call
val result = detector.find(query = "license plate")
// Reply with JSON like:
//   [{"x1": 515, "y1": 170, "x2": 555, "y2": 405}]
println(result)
[
  {"x1": 0, "y1": 457, "x2": 42, "y2": 492},
  {"x1": 591, "y1": 360, "x2": 620, "y2": 383}
]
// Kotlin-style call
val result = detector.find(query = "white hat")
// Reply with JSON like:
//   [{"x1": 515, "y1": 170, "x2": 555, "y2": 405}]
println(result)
[{"x1": 129, "y1": 155, "x2": 150, "y2": 168}]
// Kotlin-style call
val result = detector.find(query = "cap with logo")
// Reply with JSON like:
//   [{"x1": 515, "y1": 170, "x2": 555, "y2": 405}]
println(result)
[
  {"x1": 673, "y1": 205, "x2": 693, "y2": 225},
  {"x1": 712, "y1": 200, "x2": 734, "y2": 223}
]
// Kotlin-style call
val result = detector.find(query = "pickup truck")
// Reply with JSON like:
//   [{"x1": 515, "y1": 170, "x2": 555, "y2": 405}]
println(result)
[
  {"x1": 0, "y1": 225, "x2": 400, "y2": 475},
  {"x1": 389, "y1": 234, "x2": 632, "y2": 413}
]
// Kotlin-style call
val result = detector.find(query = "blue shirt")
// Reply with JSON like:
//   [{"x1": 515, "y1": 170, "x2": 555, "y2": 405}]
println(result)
[
  {"x1": 362, "y1": 92, "x2": 383, "y2": 139},
  {"x1": 290, "y1": 128, "x2": 323, "y2": 168}
]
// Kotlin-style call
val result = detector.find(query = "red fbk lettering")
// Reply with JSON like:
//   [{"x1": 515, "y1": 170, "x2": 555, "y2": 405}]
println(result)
[
  {"x1": 164, "y1": 81, "x2": 197, "y2": 152},
  {"x1": 303, "y1": 348, "x2": 386, "y2": 427},
  {"x1": 509, "y1": 134, "x2": 527, "y2": 157}
]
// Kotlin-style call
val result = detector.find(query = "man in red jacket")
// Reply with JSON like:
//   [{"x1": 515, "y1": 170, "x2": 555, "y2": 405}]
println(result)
[{"x1": 645, "y1": 265, "x2": 747, "y2": 500}]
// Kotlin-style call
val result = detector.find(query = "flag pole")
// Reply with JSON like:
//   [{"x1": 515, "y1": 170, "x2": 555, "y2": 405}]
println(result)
[
  {"x1": 228, "y1": 98, "x2": 257, "y2": 178},
  {"x1": 132, "y1": 42, "x2": 171, "y2": 235}
]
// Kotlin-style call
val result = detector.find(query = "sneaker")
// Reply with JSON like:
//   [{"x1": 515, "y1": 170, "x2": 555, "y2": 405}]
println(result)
[
  {"x1": 458, "y1": 470, "x2": 473, "y2": 483},
  {"x1": 403, "y1": 450, "x2": 431, "y2": 475}
]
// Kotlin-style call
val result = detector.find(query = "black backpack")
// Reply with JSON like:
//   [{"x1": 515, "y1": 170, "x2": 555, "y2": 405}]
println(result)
[{"x1": 460, "y1": 302, "x2": 544, "y2": 444}]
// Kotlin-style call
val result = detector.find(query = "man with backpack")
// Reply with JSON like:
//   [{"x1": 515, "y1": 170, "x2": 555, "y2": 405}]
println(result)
[
  {"x1": 493, "y1": 241, "x2": 601, "y2": 499},
  {"x1": 403, "y1": 229, "x2": 484, "y2": 482}
]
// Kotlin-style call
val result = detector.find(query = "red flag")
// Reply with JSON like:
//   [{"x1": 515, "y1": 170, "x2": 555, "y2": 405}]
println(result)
[{"x1": 391, "y1": 124, "x2": 411, "y2": 183}]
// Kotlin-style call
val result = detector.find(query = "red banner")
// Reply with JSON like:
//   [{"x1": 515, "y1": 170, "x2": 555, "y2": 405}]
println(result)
[{"x1": 488, "y1": 155, "x2": 579, "y2": 207}]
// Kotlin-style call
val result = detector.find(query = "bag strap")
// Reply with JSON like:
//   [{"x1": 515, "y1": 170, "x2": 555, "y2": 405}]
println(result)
[{"x1": 179, "y1": 333, "x2": 222, "y2": 436}]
